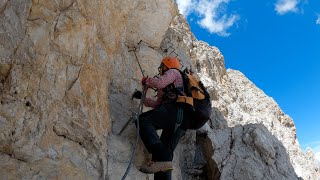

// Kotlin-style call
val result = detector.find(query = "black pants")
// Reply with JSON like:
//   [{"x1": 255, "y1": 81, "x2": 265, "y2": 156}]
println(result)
[{"x1": 138, "y1": 103, "x2": 193, "y2": 179}]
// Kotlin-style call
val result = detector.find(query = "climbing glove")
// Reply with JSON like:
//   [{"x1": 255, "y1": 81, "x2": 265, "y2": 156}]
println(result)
[{"x1": 131, "y1": 90, "x2": 142, "y2": 99}]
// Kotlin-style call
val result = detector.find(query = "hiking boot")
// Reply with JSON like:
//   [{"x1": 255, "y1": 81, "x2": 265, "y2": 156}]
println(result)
[{"x1": 140, "y1": 161, "x2": 173, "y2": 174}]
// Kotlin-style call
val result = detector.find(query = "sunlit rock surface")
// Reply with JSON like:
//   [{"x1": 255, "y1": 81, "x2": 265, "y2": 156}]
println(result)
[{"x1": 0, "y1": 0, "x2": 318, "y2": 179}]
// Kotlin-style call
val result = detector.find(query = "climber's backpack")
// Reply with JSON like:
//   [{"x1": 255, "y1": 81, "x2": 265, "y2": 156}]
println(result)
[{"x1": 176, "y1": 69, "x2": 212, "y2": 129}]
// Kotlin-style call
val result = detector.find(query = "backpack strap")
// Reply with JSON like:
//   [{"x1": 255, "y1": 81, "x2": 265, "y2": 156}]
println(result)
[
  {"x1": 198, "y1": 81, "x2": 210, "y2": 99},
  {"x1": 174, "y1": 68, "x2": 192, "y2": 97}
]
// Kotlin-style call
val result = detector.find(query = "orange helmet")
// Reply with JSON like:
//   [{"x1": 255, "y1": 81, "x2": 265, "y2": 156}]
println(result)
[{"x1": 162, "y1": 57, "x2": 181, "y2": 69}]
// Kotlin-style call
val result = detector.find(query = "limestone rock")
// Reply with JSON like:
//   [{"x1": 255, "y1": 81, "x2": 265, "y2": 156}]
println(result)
[
  {"x1": 1, "y1": 0, "x2": 319, "y2": 180},
  {"x1": 198, "y1": 123, "x2": 300, "y2": 180},
  {"x1": 0, "y1": 0, "x2": 176, "y2": 179}
]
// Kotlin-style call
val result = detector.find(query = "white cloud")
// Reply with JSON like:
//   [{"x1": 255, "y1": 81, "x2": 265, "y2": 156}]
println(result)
[
  {"x1": 316, "y1": 15, "x2": 320, "y2": 25},
  {"x1": 176, "y1": 0, "x2": 238, "y2": 36},
  {"x1": 176, "y1": 0, "x2": 194, "y2": 16},
  {"x1": 275, "y1": 0, "x2": 300, "y2": 15}
]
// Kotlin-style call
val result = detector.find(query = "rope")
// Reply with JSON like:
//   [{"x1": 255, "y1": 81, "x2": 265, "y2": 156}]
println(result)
[
  {"x1": 120, "y1": 86, "x2": 147, "y2": 180},
  {"x1": 120, "y1": 43, "x2": 149, "y2": 179},
  {"x1": 133, "y1": 50, "x2": 145, "y2": 77}
]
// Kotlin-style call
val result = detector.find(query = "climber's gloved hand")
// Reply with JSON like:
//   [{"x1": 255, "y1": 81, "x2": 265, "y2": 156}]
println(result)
[
  {"x1": 131, "y1": 90, "x2": 142, "y2": 100},
  {"x1": 141, "y1": 76, "x2": 148, "y2": 86}
]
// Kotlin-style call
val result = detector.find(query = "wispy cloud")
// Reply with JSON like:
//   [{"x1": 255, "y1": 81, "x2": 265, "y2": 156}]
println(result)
[
  {"x1": 275, "y1": 0, "x2": 300, "y2": 15},
  {"x1": 176, "y1": 0, "x2": 239, "y2": 37},
  {"x1": 176, "y1": 0, "x2": 194, "y2": 16},
  {"x1": 316, "y1": 15, "x2": 320, "y2": 25}
]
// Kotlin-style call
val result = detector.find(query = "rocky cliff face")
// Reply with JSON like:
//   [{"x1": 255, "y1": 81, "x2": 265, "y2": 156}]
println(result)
[{"x1": 0, "y1": 0, "x2": 319, "y2": 180}]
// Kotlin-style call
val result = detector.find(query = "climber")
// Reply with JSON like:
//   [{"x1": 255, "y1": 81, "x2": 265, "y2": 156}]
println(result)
[{"x1": 132, "y1": 56, "x2": 212, "y2": 176}]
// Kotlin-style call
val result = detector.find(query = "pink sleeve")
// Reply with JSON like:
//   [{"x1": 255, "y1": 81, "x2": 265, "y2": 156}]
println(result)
[{"x1": 145, "y1": 69, "x2": 178, "y2": 89}]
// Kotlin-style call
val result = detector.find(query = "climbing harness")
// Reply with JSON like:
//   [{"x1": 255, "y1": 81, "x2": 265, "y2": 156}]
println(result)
[{"x1": 175, "y1": 106, "x2": 184, "y2": 131}]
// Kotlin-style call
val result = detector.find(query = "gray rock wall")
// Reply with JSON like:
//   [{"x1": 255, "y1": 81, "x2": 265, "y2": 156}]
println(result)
[
  {"x1": 0, "y1": 0, "x2": 175, "y2": 179},
  {"x1": 0, "y1": 1, "x2": 319, "y2": 180}
]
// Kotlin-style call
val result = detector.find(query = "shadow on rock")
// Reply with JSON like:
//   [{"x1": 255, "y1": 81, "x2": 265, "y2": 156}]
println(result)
[{"x1": 194, "y1": 107, "x2": 301, "y2": 180}]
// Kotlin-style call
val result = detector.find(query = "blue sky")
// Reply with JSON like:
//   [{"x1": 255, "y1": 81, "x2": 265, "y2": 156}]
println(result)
[{"x1": 176, "y1": 0, "x2": 320, "y2": 162}]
